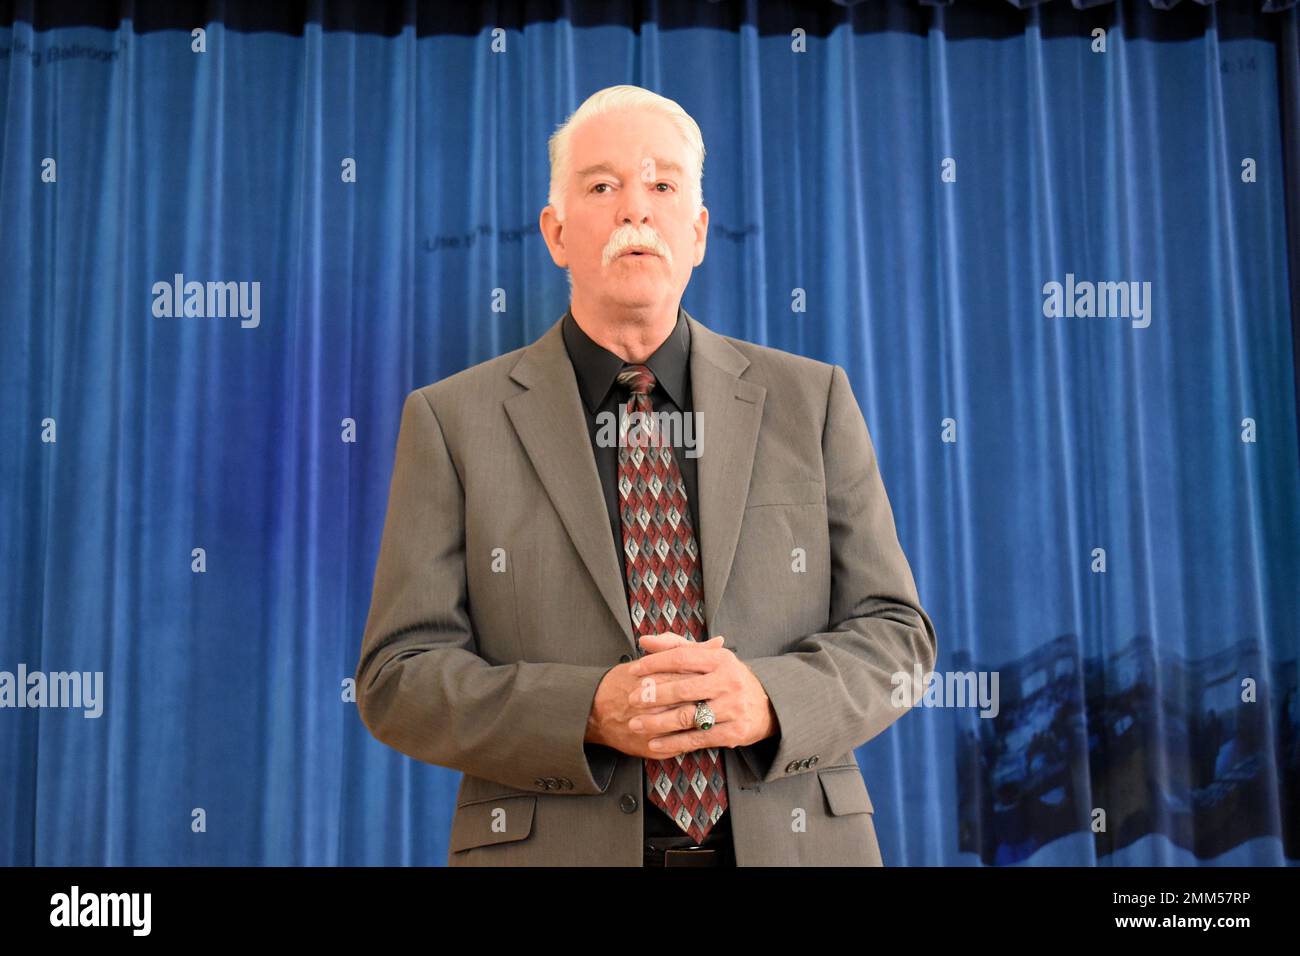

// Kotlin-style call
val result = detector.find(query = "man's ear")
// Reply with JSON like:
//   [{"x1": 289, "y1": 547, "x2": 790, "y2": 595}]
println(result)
[
  {"x1": 539, "y1": 205, "x2": 568, "y2": 268},
  {"x1": 692, "y1": 204, "x2": 708, "y2": 267}
]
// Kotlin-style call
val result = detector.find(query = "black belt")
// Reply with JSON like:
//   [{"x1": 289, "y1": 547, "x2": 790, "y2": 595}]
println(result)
[{"x1": 644, "y1": 831, "x2": 735, "y2": 867}]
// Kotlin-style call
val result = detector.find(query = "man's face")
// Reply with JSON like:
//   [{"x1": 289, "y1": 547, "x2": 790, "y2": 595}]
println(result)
[{"x1": 541, "y1": 107, "x2": 708, "y2": 311}]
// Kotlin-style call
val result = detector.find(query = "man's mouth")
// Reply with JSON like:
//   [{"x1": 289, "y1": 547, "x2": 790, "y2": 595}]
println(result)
[{"x1": 621, "y1": 248, "x2": 657, "y2": 257}]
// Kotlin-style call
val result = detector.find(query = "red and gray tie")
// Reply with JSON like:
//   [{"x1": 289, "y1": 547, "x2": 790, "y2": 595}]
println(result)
[{"x1": 616, "y1": 363, "x2": 728, "y2": 843}]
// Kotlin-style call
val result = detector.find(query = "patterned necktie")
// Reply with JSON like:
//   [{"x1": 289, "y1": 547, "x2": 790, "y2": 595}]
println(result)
[{"x1": 615, "y1": 363, "x2": 728, "y2": 844}]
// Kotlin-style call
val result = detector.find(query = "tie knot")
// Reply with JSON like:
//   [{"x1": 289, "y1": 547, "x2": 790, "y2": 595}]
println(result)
[{"x1": 616, "y1": 364, "x2": 656, "y2": 396}]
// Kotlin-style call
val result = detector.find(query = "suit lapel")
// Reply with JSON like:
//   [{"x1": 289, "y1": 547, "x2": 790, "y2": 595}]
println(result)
[
  {"x1": 684, "y1": 310, "x2": 766, "y2": 634},
  {"x1": 503, "y1": 308, "x2": 766, "y2": 652},
  {"x1": 504, "y1": 320, "x2": 635, "y2": 649}
]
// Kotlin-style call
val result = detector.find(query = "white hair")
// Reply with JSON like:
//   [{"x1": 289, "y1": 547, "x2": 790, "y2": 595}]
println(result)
[{"x1": 547, "y1": 85, "x2": 706, "y2": 223}]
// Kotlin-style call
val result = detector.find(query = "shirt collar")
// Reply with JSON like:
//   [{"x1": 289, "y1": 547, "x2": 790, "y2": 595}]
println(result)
[{"x1": 562, "y1": 305, "x2": 691, "y2": 413}]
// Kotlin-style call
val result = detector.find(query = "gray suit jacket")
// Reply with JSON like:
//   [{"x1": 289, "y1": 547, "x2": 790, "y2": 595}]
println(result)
[{"x1": 355, "y1": 308, "x2": 938, "y2": 866}]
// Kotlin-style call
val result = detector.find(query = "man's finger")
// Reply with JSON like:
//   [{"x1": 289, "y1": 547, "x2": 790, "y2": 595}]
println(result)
[
  {"x1": 636, "y1": 632, "x2": 690, "y2": 650},
  {"x1": 647, "y1": 725, "x2": 731, "y2": 755},
  {"x1": 628, "y1": 641, "x2": 725, "y2": 676},
  {"x1": 629, "y1": 675, "x2": 710, "y2": 709},
  {"x1": 638, "y1": 633, "x2": 723, "y2": 653}
]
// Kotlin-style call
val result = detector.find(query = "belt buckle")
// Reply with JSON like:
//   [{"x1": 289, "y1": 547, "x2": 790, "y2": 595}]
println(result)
[
  {"x1": 663, "y1": 846, "x2": 718, "y2": 867},
  {"x1": 646, "y1": 840, "x2": 721, "y2": 867}
]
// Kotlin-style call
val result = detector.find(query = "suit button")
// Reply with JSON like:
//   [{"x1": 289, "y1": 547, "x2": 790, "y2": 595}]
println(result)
[
  {"x1": 809, "y1": 755, "x2": 819, "y2": 766},
  {"x1": 547, "y1": 777, "x2": 561, "y2": 790},
  {"x1": 800, "y1": 758, "x2": 812, "y2": 769},
  {"x1": 619, "y1": 654, "x2": 632, "y2": 663},
  {"x1": 619, "y1": 794, "x2": 638, "y2": 813},
  {"x1": 784, "y1": 761, "x2": 800, "y2": 774},
  {"x1": 534, "y1": 778, "x2": 547, "y2": 789},
  {"x1": 560, "y1": 778, "x2": 573, "y2": 790}
]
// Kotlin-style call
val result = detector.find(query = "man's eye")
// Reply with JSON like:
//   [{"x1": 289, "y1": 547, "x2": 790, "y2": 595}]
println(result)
[
  {"x1": 655, "y1": 182, "x2": 673, "y2": 192},
  {"x1": 591, "y1": 183, "x2": 611, "y2": 194}
]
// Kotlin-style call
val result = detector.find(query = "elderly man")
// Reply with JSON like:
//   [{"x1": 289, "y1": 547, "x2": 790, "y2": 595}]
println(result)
[{"x1": 355, "y1": 84, "x2": 937, "y2": 866}]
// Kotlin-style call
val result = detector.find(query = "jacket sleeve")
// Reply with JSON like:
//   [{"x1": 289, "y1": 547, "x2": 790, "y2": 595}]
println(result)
[
  {"x1": 354, "y1": 388, "x2": 619, "y2": 794},
  {"x1": 741, "y1": 364, "x2": 938, "y2": 783}
]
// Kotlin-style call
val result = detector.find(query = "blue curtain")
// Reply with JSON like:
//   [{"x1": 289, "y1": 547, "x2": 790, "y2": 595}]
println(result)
[{"x1": 2, "y1": 0, "x2": 1297, "y2": 866}]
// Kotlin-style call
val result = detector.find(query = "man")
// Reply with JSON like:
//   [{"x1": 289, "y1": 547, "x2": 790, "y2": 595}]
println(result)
[{"x1": 355, "y1": 85, "x2": 937, "y2": 866}]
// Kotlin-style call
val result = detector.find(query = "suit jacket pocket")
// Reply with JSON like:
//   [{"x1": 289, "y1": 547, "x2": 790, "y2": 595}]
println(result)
[
  {"x1": 449, "y1": 793, "x2": 537, "y2": 853},
  {"x1": 745, "y1": 480, "x2": 826, "y2": 508},
  {"x1": 818, "y1": 766, "x2": 874, "y2": 815}
]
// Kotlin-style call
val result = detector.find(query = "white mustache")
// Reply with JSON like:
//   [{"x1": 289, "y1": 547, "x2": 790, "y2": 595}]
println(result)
[{"x1": 603, "y1": 227, "x2": 672, "y2": 266}]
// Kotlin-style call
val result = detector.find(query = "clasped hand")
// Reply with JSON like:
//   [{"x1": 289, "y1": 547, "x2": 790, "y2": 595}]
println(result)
[{"x1": 587, "y1": 632, "x2": 778, "y2": 760}]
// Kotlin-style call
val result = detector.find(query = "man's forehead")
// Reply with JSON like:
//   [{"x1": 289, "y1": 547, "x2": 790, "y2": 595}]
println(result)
[{"x1": 574, "y1": 157, "x2": 685, "y2": 179}]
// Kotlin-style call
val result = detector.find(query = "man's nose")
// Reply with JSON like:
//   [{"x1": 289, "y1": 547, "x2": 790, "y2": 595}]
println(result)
[{"x1": 617, "y1": 190, "x2": 653, "y2": 226}]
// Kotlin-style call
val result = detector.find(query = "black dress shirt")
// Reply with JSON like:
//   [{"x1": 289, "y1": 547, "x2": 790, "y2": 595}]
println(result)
[{"x1": 562, "y1": 305, "x2": 732, "y2": 842}]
